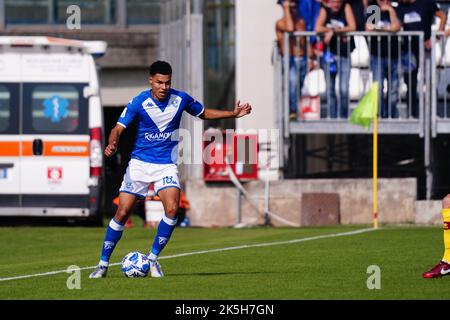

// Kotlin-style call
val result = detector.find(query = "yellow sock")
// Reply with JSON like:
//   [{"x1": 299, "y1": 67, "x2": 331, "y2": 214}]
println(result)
[{"x1": 442, "y1": 208, "x2": 450, "y2": 263}]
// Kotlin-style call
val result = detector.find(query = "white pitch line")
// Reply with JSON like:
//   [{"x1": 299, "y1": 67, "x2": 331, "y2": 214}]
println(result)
[{"x1": 0, "y1": 227, "x2": 377, "y2": 282}]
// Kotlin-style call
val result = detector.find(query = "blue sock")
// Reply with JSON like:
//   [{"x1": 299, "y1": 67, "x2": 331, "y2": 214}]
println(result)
[
  {"x1": 148, "y1": 215, "x2": 177, "y2": 260},
  {"x1": 99, "y1": 218, "x2": 125, "y2": 265}
]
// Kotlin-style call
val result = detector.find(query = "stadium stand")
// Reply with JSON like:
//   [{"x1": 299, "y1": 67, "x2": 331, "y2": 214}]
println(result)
[{"x1": 275, "y1": 0, "x2": 450, "y2": 199}]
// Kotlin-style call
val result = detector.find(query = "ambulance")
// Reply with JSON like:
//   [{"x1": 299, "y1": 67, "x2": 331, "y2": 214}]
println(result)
[{"x1": 0, "y1": 36, "x2": 107, "y2": 224}]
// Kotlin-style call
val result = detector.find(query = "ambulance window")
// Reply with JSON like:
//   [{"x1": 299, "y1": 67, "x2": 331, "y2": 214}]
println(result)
[
  {"x1": 22, "y1": 84, "x2": 88, "y2": 134},
  {"x1": 0, "y1": 84, "x2": 19, "y2": 134}
]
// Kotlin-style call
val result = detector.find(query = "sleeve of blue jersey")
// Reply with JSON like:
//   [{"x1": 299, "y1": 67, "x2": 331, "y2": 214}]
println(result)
[
  {"x1": 185, "y1": 98, "x2": 205, "y2": 118},
  {"x1": 117, "y1": 98, "x2": 139, "y2": 128}
]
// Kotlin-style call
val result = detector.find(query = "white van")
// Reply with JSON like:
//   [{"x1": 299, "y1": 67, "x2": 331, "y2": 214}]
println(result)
[{"x1": 0, "y1": 36, "x2": 107, "y2": 224}]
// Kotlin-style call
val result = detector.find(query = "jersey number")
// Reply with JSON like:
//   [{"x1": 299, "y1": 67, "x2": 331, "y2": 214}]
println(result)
[{"x1": 163, "y1": 176, "x2": 174, "y2": 185}]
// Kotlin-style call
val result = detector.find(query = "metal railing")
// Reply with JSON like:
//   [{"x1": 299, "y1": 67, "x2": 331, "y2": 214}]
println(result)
[
  {"x1": 431, "y1": 31, "x2": 450, "y2": 137},
  {"x1": 279, "y1": 31, "x2": 426, "y2": 138},
  {"x1": 276, "y1": 30, "x2": 450, "y2": 198}
]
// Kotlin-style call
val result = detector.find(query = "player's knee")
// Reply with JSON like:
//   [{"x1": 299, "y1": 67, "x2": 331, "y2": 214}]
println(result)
[
  {"x1": 443, "y1": 195, "x2": 450, "y2": 209},
  {"x1": 164, "y1": 203, "x2": 179, "y2": 217},
  {"x1": 116, "y1": 205, "x2": 131, "y2": 221}
]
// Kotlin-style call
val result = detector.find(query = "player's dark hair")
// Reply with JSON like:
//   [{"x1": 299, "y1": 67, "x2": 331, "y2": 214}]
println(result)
[{"x1": 149, "y1": 61, "x2": 172, "y2": 76}]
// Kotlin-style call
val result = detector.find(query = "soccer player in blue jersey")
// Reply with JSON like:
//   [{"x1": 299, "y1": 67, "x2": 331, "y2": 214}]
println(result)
[{"x1": 89, "y1": 61, "x2": 252, "y2": 278}]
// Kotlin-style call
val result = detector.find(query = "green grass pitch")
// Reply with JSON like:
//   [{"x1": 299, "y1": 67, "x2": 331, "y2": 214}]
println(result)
[{"x1": 0, "y1": 222, "x2": 449, "y2": 300}]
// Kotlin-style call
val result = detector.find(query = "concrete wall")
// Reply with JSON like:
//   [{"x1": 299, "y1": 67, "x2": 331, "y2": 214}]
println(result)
[
  {"x1": 235, "y1": 0, "x2": 282, "y2": 180},
  {"x1": 99, "y1": 68, "x2": 150, "y2": 107},
  {"x1": 235, "y1": 0, "x2": 280, "y2": 132},
  {"x1": 2, "y1": 27, "x2": 160, "y2": 68},
  {"x1": 1, "y1": 27, "x2": 160, "y2": 107},
  {"x1": 415, "y1": 200, "x2": 443, "y2": 225},
  {"x1": 186, "y1": 178, "x2": 417, "y2": 227}
]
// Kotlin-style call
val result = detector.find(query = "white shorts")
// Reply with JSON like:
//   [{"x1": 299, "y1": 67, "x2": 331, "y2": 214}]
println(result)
[{"x1": 119, "y1": 159, "x2": 180, "y2": 199}]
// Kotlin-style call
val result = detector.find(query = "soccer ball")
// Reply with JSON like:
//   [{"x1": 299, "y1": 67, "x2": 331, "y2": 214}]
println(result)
[{"x1": 121, "y1": 252, "x2": 150, "y2": 278}]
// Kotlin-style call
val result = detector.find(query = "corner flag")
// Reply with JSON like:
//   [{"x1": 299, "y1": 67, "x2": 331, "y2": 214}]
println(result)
[
  {"x1": 349, "y1": 82, "x2": 379, "y2": 129},
  {"x1": 349, "y1": 82, "x2": 380, "y2": 229}
]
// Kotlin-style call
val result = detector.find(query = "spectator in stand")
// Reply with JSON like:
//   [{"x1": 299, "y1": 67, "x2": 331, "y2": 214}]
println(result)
[
  {"x1": 297, "y1": 0, "x2": 323, "y2": 63},
  {"x1": 297, "y1": 0, "x2": 322, "y2": 32},
  {"x1": 319, "y1": 0, "x2": 331, "y2": 7},
  {"x1": 315, "y1": 0, "x2": 356, "y2": 118},
  {"x1": 433, "y1": 5, "x2": 447, "y2": 44},
  {"x1": 276, "y1": 0, "x2": 309, "y2": 120},
  {"x1": 347, "y1": 0, "x2": 368, "y2": 31},
  {"x1": 396, "y1": 0, "x2": 446, "y2": 118},
  {"x1": 308, "y1": 1, "x2": 330, "y2": 64},
  {"x1": 366, "y1": 0, "x2": 401, "y2": 118}
]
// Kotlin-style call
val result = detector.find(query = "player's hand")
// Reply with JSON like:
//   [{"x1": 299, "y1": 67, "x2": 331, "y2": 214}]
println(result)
[
  {"x1": 233, "y1": 100, "x2": 252, "y2": 118},
  {"x1": 104, "y1": 141, "x2": 117, "y2": 157}
]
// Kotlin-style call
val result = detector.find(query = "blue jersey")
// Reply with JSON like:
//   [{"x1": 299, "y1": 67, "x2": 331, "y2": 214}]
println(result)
[{"x1": 117, "y1": 88, "x2": 204, "y2": 164}]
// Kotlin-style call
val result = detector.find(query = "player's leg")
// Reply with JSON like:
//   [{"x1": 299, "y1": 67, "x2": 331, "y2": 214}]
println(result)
[
  {"x1": 101, "y1": 192, "x2": 138, "y2": 261},
  {"x1": 423, "y1": 194, "x2": 450, "y2": 278},
  {"x1": 90, "y1": 160, "x2": 149, "y2": 279},
  {"x1": 89, "y1": 192, "x2": 138, "y2": 278},
  {"x1": 147, "y1": 182, "x2": 181, "y2": 278}
]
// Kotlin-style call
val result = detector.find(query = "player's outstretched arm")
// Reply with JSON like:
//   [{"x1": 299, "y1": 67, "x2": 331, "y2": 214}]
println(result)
[
  {"x1": 200, "y1": 100, "x2": 252, "y2": 120},
  {"x1": 104, "y1": 124, "x2": 126, "y2": 157}
]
